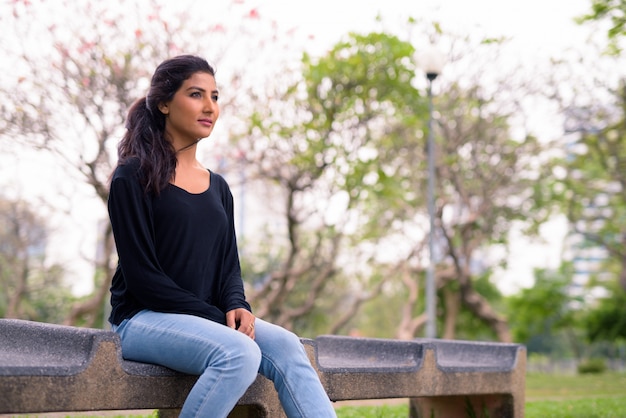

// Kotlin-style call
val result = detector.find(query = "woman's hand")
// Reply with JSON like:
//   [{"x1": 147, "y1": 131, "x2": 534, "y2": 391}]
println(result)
[{"x1": 226, "y1": 308, "x2": 256, "y2": 340}]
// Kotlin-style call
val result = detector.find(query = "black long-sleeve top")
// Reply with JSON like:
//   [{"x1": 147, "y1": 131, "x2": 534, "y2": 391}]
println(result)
[{"x1": 107, "y1": 158, "x2": 251, "y2": 326}]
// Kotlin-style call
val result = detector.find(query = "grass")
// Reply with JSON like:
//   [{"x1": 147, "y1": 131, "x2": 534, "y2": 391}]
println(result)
[
  {"x1": 524, "y1": 372, "x2": 626, "y2": 418},
  {"x1": 333, "y1": 372, "x2": 626, "y2": 418},
  {"x1": 335, "y1": 404, "x2": 408, "y2": 418},
  {"x1": 525, "y1": 397, "x2": 626, "y2": 418},
  {"x1": 525, "y1": 372, "x2": 626, "y2": 401}
]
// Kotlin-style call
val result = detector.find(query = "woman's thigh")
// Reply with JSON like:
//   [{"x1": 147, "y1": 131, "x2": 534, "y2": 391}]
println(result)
[
  {"x1": 253, "y1": 318, "x2": 314, "y2": 381},
  {"x1": 253, "y1": 318, "x2": 307, "y2": 362},
  {"x1": 114, "y1": 310, "x2": 260, "y2": 375}
]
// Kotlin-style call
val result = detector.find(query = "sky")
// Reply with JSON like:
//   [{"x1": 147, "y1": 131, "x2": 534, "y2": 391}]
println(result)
[
  {"x1": 2, "y1": 0, "x2": 601, "y2": 296},
  {"x1": 259, "y1": 0, "x2": 591, "y2": 56}
]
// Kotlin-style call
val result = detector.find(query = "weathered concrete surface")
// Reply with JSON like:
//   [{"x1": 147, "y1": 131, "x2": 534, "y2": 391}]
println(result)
[
  {"x1": 0, "y1": 319, "x2": 526, "y2": 418},
  {"x1": 0, "y1": 319, "x2": 283, "y2": 417},
  {"x1": 313, "y1": 336, "x2": 526, "y2": 418}
]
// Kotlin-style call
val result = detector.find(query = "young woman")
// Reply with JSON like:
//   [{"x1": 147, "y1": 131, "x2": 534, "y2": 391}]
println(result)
[{"x1": 107, "y1": 55, "x2": 336, "y2": 418}]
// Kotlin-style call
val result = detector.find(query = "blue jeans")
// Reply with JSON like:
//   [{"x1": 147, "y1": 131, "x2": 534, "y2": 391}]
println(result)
[{"x1": 112, "y1": 310, "x2": 336, "y2": 418}]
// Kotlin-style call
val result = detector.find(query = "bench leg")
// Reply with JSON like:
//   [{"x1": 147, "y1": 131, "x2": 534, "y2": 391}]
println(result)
[
  {"x1": 158, "y1": 409, "x2": 181, "y2": 418},
  {"x1": 228, "y1": 405, "x2": 272, "y2": 417},
  {"x1": 409, "y1": 395, "x2": 516, "y2": 418},
  {"x1": 157, "y1": 405, "x2": 267, "y2": 418},
  {"x1": 157, "y1": 405, "x2": 271, "y2": 418}
]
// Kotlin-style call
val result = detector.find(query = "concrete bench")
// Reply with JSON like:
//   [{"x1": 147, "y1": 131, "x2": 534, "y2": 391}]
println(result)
[{"x1": 0, "y1": 319, "x2": 526, "y2": 417}]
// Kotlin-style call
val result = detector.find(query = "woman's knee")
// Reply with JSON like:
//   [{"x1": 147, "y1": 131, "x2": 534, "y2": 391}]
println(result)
[
  {"x1": 209, "y1": 333, "x2": 262, "y2": 375},
  {"x1": 239, "y1": 336, "x2": 263, "y2": 370},
  {"x1": 275, "y1": 327, "x2": 304, "y2": 351},
  {"x1": 258, "y1": 324, "x2": 308, "y2": 364}
]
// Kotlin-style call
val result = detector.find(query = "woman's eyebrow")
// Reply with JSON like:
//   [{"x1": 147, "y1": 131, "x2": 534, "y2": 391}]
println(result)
[{"x1": 186, "y1": 86, "x2": 219, "y2": 94}]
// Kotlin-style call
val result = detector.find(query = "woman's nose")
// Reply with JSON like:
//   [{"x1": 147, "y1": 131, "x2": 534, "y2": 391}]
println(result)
[{"x1": 203, "y1": 98, "x2": 216, "y2": 113}]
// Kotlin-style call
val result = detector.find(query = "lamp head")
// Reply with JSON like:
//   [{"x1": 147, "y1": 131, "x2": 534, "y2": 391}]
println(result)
[{"x1": 417, "y1": 45, "x2": 445, "y2": 81}]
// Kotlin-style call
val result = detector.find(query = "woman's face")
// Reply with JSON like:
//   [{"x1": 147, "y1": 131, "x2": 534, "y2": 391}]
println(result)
[{"x1": 158, "y1": 71, "x2": 220, "y2": 147}]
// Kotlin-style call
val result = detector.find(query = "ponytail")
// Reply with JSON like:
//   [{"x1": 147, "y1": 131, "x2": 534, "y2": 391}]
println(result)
[{"x1": 116, "y1": 97, "x2": 176, "y2": 196}]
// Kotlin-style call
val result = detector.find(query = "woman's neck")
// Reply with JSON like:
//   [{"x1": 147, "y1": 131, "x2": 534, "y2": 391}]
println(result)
[
  {"x1": 175, "y1": 143, "x2": 199, "y2": 167},
  {"x1": 171, "y1": 143, "x2": 210, "y2": 193}
]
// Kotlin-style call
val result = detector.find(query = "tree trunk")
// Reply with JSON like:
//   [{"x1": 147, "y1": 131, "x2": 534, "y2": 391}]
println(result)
[
  {"x1": 619, "y1": 254, "x2": 626, "y2": 292},
  {"x1": 5, "y1": 259, "x2": 28, "y2": 319},
  {"x1": 460, "y1": 283, "x2": 512, "y2": 342},
  {"x1": 396, "y1": 266, "x2": 427, "y2": 340},
  {"x1": 328, "y1": 279, "x2": 386, "y2": 335},
  {"x1": 442, "y1": 287, "x2": 460, "y2": 340},
  {"x1": 64, "y1": 225, "x2": 114, "y2": 327}
]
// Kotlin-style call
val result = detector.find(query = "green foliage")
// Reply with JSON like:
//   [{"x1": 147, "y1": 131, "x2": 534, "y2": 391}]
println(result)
[
  {"x1": 584, "y1": 283, "x2": 626, "y2": 342},
  {"x1": 299, "y1": 31, "x2": 427, "y2": 227},
  {"x1": 577, "y1": 357, "x2": 607, "y2": 374},
  {"x1": 236, "y1": 31, "x2": 432, "y2": 334},
  {"x1": 15, "y1": 264, "x2": 75, "y2": 324},
  {"x1": 546, "y1": 85, "x2": 626, "y2": 296},
  {"x1": 542, "y1": 36, "x2": 626, "y2": 336},
  {"x1": 447, "y1": 274, "x2": 505, "y2": 341},
  {"x1": 465, "y1": 397, "x2": 491, "y2": 418},
  {"x1": 539, "y1": 35, "x2": 626, "y2": 357},
  {"x1": 351, "y1": 278, "x2": 415, "y2": 338},
  {"x1": 237, "y1": 24, "x2": 555, "y2": 338},
  {"x1": 577, "y1": 0, "x2": 626, "y2": 54},
  {"x1": 559, "y1": 128, "x2": 626, "y2": 249},
  {"x1": 505, "y1": 265, "x2": 578, "y2": 346},
  {"x1": 0, "y1": 196, "x2": 74, "y2": 323}
]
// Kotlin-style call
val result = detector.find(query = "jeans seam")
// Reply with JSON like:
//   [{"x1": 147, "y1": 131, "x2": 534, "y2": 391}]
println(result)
[{"x1": 262, "y1": 351, "x2": 307, "y2": 418}]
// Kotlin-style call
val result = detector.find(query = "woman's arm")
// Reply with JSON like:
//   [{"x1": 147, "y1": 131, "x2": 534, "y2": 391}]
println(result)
[{"x1": 213, "y1": 173, "x2": 251, "y2": 315}]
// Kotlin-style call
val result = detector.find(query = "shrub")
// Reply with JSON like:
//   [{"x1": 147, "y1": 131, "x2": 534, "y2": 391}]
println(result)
[{"x1": 577, "y1": 357, "x2": 607, "y2": 374}]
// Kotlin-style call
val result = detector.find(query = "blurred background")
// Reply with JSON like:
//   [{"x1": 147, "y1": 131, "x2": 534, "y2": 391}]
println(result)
[{"x1": 1, "y1": 0, "x2": 625, "y2": 377}]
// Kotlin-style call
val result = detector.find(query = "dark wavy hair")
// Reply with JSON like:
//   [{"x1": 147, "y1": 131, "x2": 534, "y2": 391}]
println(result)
[{"x1": 116, "y1": 55, "x2": 216, "y2": 195}]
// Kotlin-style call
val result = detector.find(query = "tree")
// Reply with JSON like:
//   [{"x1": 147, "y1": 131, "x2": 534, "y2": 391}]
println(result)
[
  {"x1": 382, "y1": 31, "x2": 548, "y2": 342},
  {"x1": 506, "y1": 265, "x2": 583, "y2": 356},
  {"x1": 233, "y1": 27, "x2": 550, "y2": 341},
  {"x1": 539, "y1": 9, "x2": 626, "y2": 353},
  {"x1": 429, "y1": 76, "x2": 550, "y2": 342},
  {"x1": 584, "y1": 281, "x2": 626, "y2": 342},
  {"x1": 0, "y1": 197, "x2": 71, "y2": 323},
  {"x1": 232, "y1": 31, "x2": 421, "y2": 334},
  {"x1": 563, "y1": 85, "x2": 626, "y2": 341},
  {"x1": 548, "y1": 82, "x2": 626, "y2": 292}
]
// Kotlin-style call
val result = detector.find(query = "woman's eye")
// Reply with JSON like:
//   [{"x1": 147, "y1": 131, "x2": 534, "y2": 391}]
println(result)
[
  {"x1": 190, "y1": 91, "x2": 201, "y2": 98},
  {"x1": 212, "y1": 94, "x2": 219, "y2": 102}
]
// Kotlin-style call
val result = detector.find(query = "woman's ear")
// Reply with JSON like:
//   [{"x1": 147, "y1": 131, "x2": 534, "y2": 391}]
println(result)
[{"x1": 158, "y1": 103, "x2": 169, "y2": 115}]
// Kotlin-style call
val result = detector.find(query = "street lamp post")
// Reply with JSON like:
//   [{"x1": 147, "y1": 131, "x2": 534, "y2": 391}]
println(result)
[{"x1": 420, "y1": 47, "x2": 444, "y2": 339}]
